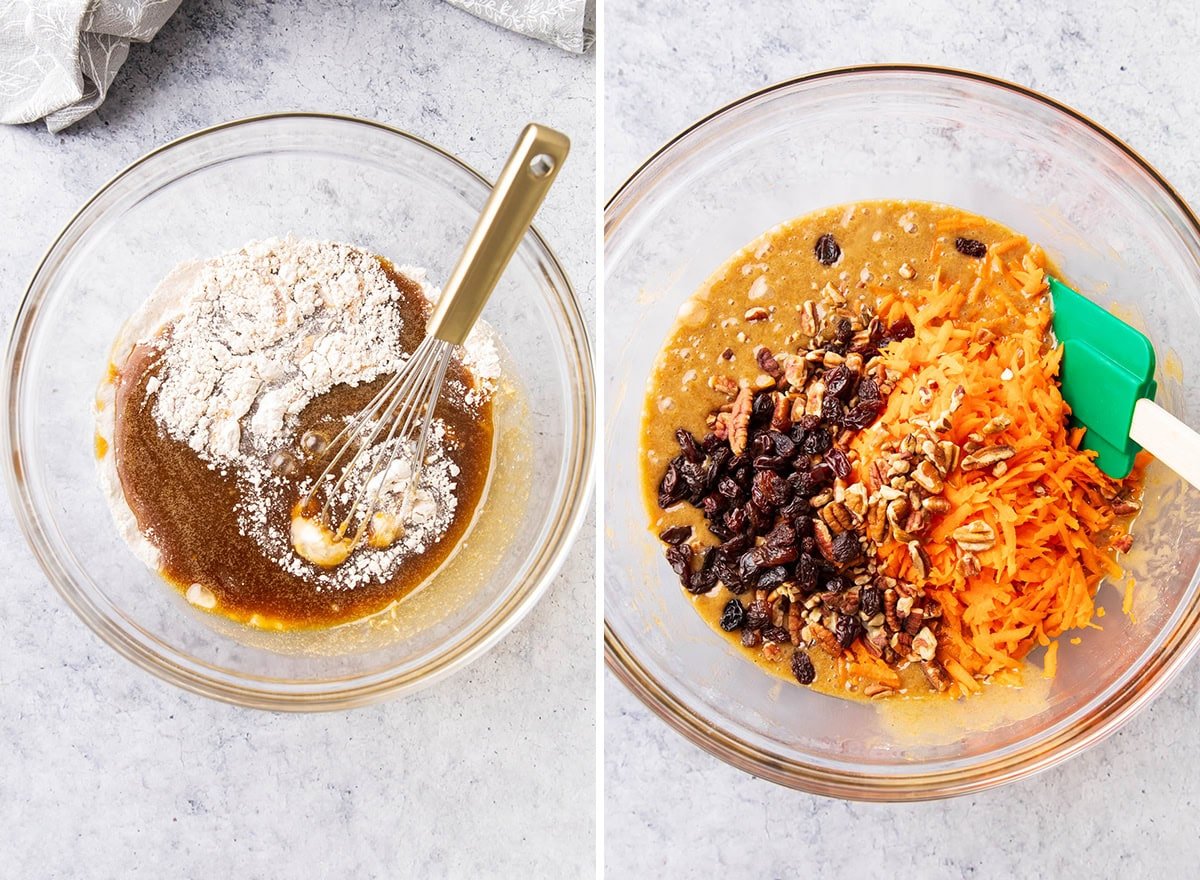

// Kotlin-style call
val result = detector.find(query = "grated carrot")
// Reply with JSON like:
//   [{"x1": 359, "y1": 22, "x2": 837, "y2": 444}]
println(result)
[{"x1": 852, "y1": 244, "x2": 1141, "y2": 686}]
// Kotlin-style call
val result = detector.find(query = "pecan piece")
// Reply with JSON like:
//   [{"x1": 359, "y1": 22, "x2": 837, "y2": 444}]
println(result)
[
  {"x1": 952, "y1": 519, "x2": 996, "y2": 553},
  {"x1": 710, "y1": 374, "x2": 739, "y2": 398},
  {"x1": 809, "y1": 621, "x2": 844, "y2": 657},
  {"x1": 883, "y1": 588, "x2": 900, "y2": 631},
  {"x1": 769, "y1": 391, "x2": 792, "y2": 431},
  {"x1": 729, "y1": 387, "x2": 752, "y2": 455},
  {"x1": 960, "y1": 444, "x2": 1016, "y2": 472},
  {"x1": 744, "y1": 306, "x2": 769, "y2": 321},
  {"x1": 787, "y1": 601, "x2": 803, "y2": 646},
  {"x1": 910, "y1": 459, "x2": 945, "y2": 494},
  {"x1": 921, "y1": 659, "x2": 951, "y2": 692},
  {"x1": 982, "y1": 413, "x2": 1012, "y2": 435},
  {"x1": 813, "y1": 519, "x2": 838, "y2": 563},
  {"x1": 820, "y1": 501, "x2": 855, "y2": 533},
  {"x1": 865, "y1": 500, "x2": 888, "y2": 543},
  {"x1": 1111, "y1": 533, "x2": 1134, "y2": 553},
  {"x1": 1111, "y1": 496, "x2": 1142, "y2": 517},
  {"x1": 959, "y1": 552, "x2": 981, "y2": 577}
]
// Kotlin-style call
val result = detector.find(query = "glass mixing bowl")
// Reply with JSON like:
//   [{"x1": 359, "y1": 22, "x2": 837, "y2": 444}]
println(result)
[
  {"x1": 604, "y1": 66, "x2": 1200, "y2": 799},
  {"x1": 5, "y1": 113, "x2": 593, "y2": 710}
]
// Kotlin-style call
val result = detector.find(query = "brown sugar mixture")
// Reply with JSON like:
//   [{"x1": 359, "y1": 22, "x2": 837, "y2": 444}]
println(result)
[
  {"x1": 100, "y1": 239, "x2": 498, "y2": 629},
  {"x1": 641, "y1": 201, "x2": 1146, "y2": 701}
]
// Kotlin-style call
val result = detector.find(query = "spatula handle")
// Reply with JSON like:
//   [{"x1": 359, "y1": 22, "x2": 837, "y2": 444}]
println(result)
[{"x1": 1128, "y1": 398, "x2": 1200, "y2": 490}]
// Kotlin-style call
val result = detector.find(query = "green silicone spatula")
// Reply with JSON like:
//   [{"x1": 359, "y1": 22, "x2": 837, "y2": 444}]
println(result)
[{"x1": 1049, "y1": 276, "x2": 1200, "y2": 488}]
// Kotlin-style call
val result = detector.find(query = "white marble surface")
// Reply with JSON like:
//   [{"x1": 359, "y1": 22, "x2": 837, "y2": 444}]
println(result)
[
  {"x1": 0, "y1": 2, "x2": 594, "y2": 877},
  {"x1": 604, "y1": 0, "x2": 1200, "y2": 875}
]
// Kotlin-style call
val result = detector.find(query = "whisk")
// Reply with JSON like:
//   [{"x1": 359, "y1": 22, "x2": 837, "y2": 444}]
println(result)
[{"x1": 291, "y1": 124, "x2": 569, "y2": 567}]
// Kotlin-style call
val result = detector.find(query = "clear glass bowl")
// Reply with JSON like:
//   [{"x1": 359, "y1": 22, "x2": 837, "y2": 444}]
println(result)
[
  {"x1": 604, "y1": 66, "x2": 1200, "y2": 799},
  {"x1": 4, "y1": 113, "x2": 594, "y2": 710}
]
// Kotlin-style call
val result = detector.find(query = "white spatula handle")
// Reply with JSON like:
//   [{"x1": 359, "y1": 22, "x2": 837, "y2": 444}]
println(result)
[{"x1": 1129, "y1": 398, "x2": 1200, "y2": 490}]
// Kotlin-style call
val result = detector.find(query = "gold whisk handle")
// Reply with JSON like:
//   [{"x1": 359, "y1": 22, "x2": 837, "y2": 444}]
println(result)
[{"x1": 426, "y1": 123, "x2": 570, "y2": 346}]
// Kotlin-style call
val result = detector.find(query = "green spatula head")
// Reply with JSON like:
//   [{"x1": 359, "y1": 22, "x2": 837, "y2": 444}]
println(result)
[{"x1": 1048, "y1": 276, "x2": 1157, "y2": 479}]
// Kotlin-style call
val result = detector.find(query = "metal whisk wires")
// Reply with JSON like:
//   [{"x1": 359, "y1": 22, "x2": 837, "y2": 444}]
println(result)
[{"x1": 301, "y1": 335, "x2": 454, "y2": 544}]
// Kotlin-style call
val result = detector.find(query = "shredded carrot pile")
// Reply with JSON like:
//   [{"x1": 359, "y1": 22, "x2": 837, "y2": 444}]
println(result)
[{"x1": 853, "y1": 232, "x2": 1140, "y2": 695}]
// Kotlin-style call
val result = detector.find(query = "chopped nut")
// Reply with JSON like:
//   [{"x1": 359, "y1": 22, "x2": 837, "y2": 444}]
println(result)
[
  {"x1": 952, "y1": 519, "x2": 996, "y2": 553},
  {"x1": 907, "y1": 542, "x2": 930, "y2": 581},
  {"x1": 863, "y1": 683, "x2": 895, "y2": 698},
  {"x1": 898, "y1": 262, "x2": 915, "y2": 279},
  {"x1": 1111, "y1": 496, "x2": 1142, "y2": 517},
  {"x1": 813, "y1": 519, "x2": 838, "y2": 562},
  {"x1": 843, "y1": 482, "x2": 869, "y2": 517},
  {"x1": 866, "y1": 500, "x2": 888, "y2": 543},
  {"x1": 883, "y1": 588, "x2": 900, "y2": 631},
  {"x1": 744, "y1": 306, "x2": 769, "y2": 321},
  {"x1": 729, "y1": 387, "x2": 752, "y2": 455},
  {"x1": 910, "y1": 459, "x2": 945, "y2": 494},
  {"x1": 991, "y1": 461, "x2": 1008, "y2": 478},
  {"x1": 820, "y1": 501, "x2": 855, "y2": 532},
  {"x1": 982, "y1": 414, "x2": 1012, "y2": 435},
  {"x1": 710, "y1": 374, "x2": 739, "y2": 398},
  {"x1": 959, "y1": 552, "x2": 981, "y2": 577},
  {"x1": 799, "y1": 299, "x2": 821, "y2": 336},
  {"x1": 754, "y1": 373, "x2": 776, "y2": 389},
  {"x1": 911, "y1": 626, "x2": 937, "y2": 661},
  {"x1": 895, "y1": 595, "x2": 914, "y2": 617},
  {"x1": 1111, "y1": 533, "x2": 1134, "y2": 553},
  {"x1": 783, "y1": 354, "x2": 808, "y2": 388},
  {"x1": 787, "y1": 601, "x2": 803, "y2": 645},
  {"x1": 960, "y1": 444, "x2": 1016, "y2": 471},
  {"x1": 921, "y1": 659, "x2": 950, "y2": 692},
  {"x1": 769, "y1": 391, "x2": 791, "y2": 431},
  {"x1": 809, "y1": 621, "x2": 843, "y2": 657},
  {"x1": 922, "y1": 496, "x2": 951, "y2": 516},
  {"x1": 930, "y1": 440, "x2": 960, "y2": 475}
]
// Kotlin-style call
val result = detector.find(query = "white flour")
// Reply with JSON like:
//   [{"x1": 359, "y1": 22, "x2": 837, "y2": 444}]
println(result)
[{"x1": 101, "y1": 237, "x2": 500, "y2": 592}]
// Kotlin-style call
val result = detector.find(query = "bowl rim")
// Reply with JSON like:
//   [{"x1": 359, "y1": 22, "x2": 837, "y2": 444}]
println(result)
[
  {"x1": 4, "y1": 111, "x2": 595, "y2": 711},
  {"x1": 603, "y1": 64, "x2": 1200, "y2": 800}
]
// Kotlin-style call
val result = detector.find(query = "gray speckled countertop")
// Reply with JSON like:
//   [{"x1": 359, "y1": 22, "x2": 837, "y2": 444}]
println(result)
[
  {"x1": 605, "y1": 0, "x2": 1200, "y2": 875},
  {"x1": 0, "y1": 2, "x2": 594, "y2": 877}
]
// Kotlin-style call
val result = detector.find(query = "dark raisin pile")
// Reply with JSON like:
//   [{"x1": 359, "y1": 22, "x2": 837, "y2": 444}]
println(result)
[{"x1": 655, "y1": 313, "x2": 912, "y2": 686}]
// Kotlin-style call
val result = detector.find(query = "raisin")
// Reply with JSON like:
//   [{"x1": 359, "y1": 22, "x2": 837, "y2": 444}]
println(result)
[
  {"x1": 763, "y1": 520, "x2": 798, "y2": 552},
  {"x1": 719, "y1": 599, "x2": 746, "y2": 632},
  {"x1": 738, "y1": 547, "x2": 766, "y2": 580},
  {"x1": 796, "y1": 414, "x2": 822, "y2": 432},
  {"x1": 814, "y1": 233, "x2": 842, "y2": 266},
  {"x1": 795, "y1": 553, "x2": 820, "y2": 592},
  {"x1": 701, "y1": 432, "x2": 723, "y2": 453},
  {"x1": 751, "y1": 392, "x2": 775, "y2": 425},
  {"x1": 756, "y1": 347, "x2": 781, "y2": 377},
  {"x1": 835, "y1": 317, "x2": 854, "y2": 346},
  {"x1": 675, "y1": 428, "x2": 703, "y2": 463},
  {"x1": 756, "y1": 566, "x2": 789, "y2": 589},
  {"x1": 686, "y1": 566, "x2": 717, "y2": 594},
  {"x1": 823, "y1": 573, "x2": 849, "y2": 593},
  {"x1": 760, "y1": 542, "x2": 798, "y2": 567},
  {"x1": 801, "y1": 428, "x2": 832, "y2": 456},
  {"x1": 716, "y1": 475, "x2": 744, "y2": 502},
  {"x1": 820, "y1": 396, "x2": 843, "y2": 425},
  {"x1": 762, "y1": 625, "x2": 791, "y2": 645},
  {"x1": 700, "y1": 493, "x2": 727, "y2": 517},
  {"x1": 767, "y1": 430, "x2": 796, "y2": 460},
  {"x1": 657, "y1": 460, "x2": 686, "y2": 508},
  {"x1": 857, "y1": 376, "x2": 881, "y2": 401},
  {"x1": 834, "y1": 613, "x2": 863, "y2": 649},
  {"x1": 826, "y1": 448, "x2": 851, "y2": 480},
  {"x1": 751, "y1": 469, "x2": 791, "y2": 510},
  {"x1": 791, "y1": 649, "x2": 817, "y2": 685},
  {"x1": 955, "y1": 236, "x2": 988, "y2": 259},
  {"x1": 722, "y1": 505, "x2": 750, "y2": 536},
  {"x1": 832, "y1": 531, "x2": 862, "y2": 564},
  {"x1": 665, "y1": 543, "x2": 692, "y2": 578},
  {"x1": 860, "y1": 586, "x2": 883, "y2": 618},
  {"x1": 741, "y1": 629, "x2": 762, "y2": 648},
  {"x1": 824, "y1": 364, "x2": 853, "y2": 400},
  {"x1": 887, "y1": 315, "x2": 915, "y2": 342},
  {"x1": 745, "y1": 599, "x2": 771, "y2": 630},
  {"x1": 843, "y1": 399, "x2": 885, "y2": 430},
  {"x1": 659, "y1": 525, "x2": 692, "y2": 545}
]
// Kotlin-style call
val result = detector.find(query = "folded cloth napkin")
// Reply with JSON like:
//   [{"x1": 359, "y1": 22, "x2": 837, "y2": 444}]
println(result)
[
  {"x1": 445, "y1": 0, "x2": 592, "y2": 53},
  {"x1": 0, "y1": 0, "x2": 589, "y2": 133},
  {"x1": 0, "y1": 0, "x2": 181, "y2": 132}
]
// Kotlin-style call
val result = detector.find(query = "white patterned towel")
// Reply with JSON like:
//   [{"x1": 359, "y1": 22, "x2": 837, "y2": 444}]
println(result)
[
  {"x1": 446, "y1": 0, "x2": 591, "y2": 53},
  {"x1": 0, "y1": 0, "x2": 180, "y2": 132}
]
